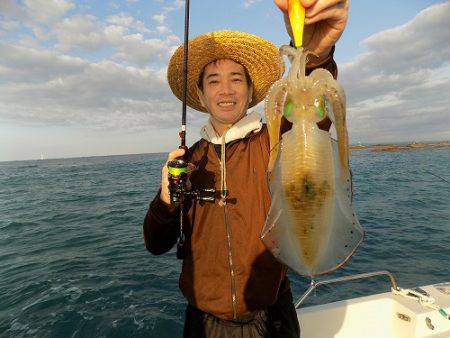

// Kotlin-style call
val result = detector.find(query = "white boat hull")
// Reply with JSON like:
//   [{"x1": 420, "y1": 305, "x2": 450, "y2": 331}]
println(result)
[{"x1": 297, "y1": 283, "x2": 450, "y2": 338}]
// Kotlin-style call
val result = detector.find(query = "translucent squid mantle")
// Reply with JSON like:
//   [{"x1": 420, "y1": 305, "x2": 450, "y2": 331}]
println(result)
[{"x1": 261, "y1": 46, "x2": 364, "y2": 277}]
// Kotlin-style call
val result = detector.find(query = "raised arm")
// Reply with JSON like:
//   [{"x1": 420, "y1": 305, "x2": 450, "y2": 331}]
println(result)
[{"x1": 142, "y1": 148, "x2": 185, "y2": 255}]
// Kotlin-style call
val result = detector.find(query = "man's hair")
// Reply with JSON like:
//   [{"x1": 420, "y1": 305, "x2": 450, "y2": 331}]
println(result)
[{"x1": 197, "y1": 60, "x2": 252, "y2": 91}]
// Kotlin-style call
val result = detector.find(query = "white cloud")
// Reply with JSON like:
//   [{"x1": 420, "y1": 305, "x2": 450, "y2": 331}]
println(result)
[
  {"x1": 47, "y1": 12, "x2": 178, "y2": 64},
  {"x1": 152, "y1": 14, "x2": 166, "y2": 25},
  {"x1": 24, "y1": 0, "x2": 75, "y2": 24},
  {"x1": 163, "y1": 0, "x2": 184, "y2": 13},
  {"x1": 54, "y1": 14, "x2": 105, "y2": 52},
  {"x1": 106, "y1": 12, "x2": 134, "y2": 28},
  {"x1": 243, "y1": 0, "x2": 261, "y2": 9},
  {"x1": 151, "y1": 0, "x2": 184, "y2": 34},
  {"x1": 0, "y1": 42, "x2": 86, "y2": 82},
  {"x1": 135, "y1": 20, "x2": 151, "y2": 33},
  {"x1": 0, "y1": 40, "x2": 205, "y2": 132},
  {"x1": 0, "y1": 0, "x2": 25, "y2": 17},
  {"x1": 0, "y1": 0, "x2": 196, "y2": 160},
  {"x1": 0, "y1": 42, "x2": 185, "y2": 129},
  {"x1": 0, "y1": 20, "x2": 20, "y2": 31},
  {"x1": 31, "y1": 26, "x2": 51, "y2": 40},
  {"x1": 156, "y1": 25, "x2": 171, "y2": 35},
  {"x1": 340, "y1": 1, "x2": 450, "y2": 143},
  {"x1": 110, "y1": 33, "x2": 179, "y2": 66}
]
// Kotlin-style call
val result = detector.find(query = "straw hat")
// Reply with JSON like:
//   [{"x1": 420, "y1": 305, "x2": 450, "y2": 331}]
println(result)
[{"x1": 167, "y1": 30, "x2": 284, "y2": 113}]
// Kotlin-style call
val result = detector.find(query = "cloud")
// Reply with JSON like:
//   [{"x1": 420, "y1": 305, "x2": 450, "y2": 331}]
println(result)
[
  {"x1": 0, "y1": 42, "x2": 191, "y2": 130},
  {"x1": 48, "y1": 12, "x2": 178, "y2": 64},
  {"x1": 152, "y1": 14, "x2": 166, "y2": 25},
  {"x1": 0, "y1": 42, "x2": 86, "y2": 83},
  {"x1": 243, "y1": 0, "x2": 261, "y2": 9},
  {"x1": 150, "y1": 1, "x2": 183, "y2": 35},
  {"x1": 135, "y1": 20, "x2": 151, "y2": 34},
  {"x1": 24, "y1": 0, "x2": 75, "y2": 24},
  {"x1": 0, "y1": 0, "x2": 197, "y2": 160},
  {"x1": 148, "y1": 0, "x2": 184, "y2": 35},
  {"x1": 156, "y1": 25, "x2": 171, "y2": 35},
  {"x1": 4, "y1": 0, "x2": 447, "y2": 147},
  {"x1": 0, "y1": 20, "x2": 20, "y2": 31},
  {"x1": 340, "y1": 1, "x2": 450, "y2": 143},
  {"x1": 0, "y1": 0, "x2": 26, "y2": 17},
  {"x1": 110, "y1": 33, "x2": 180, "y2": 66},
  {"x1": 106, "y1": 12, "x2": 134, "y2": 27},
  {"x1": 54, "y1": 14, "x2": 105, "y2": 51},
  {"x1": 163, "y1": 0, "x2": 184, "y2": 13},
  {"x1": 0, "y1": 39, "x2": 207, "y2": 132}
]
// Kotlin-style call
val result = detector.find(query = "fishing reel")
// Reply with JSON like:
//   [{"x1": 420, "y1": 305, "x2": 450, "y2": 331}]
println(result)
[
  {"x1": 167, "y1": 156, "x2": 216, "y2": 259},
  {"x1": 167, "y1": 157, "x2": 216, "y2": 205},
  {"x1": 167, "y1": 157, "x2": 189, "y2": 205}
]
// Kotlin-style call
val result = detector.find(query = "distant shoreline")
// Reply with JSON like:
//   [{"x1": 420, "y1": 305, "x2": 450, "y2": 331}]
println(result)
[
  {"x1": 350, "y1": 140, "x2": 450, "y2": 152},
  {"x1": 2, "y1": 141, "x2": 449, "y2": 163}
]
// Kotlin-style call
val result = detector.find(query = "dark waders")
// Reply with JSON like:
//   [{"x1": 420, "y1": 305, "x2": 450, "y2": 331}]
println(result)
[{"x1": 183, "y1": 288, "x2": 300, "y2": 338}]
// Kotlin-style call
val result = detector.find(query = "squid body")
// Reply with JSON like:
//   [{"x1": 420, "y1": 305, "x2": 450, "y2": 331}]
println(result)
[{"x1": 261, "y1": 46, "x2": 364, "y2": 277}]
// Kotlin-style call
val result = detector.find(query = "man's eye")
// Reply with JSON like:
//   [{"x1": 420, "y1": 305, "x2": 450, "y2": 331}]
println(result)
[
  {"x1": 209, "y1": 80, "x2": 218, "y2": 84},
  {"x1": 232, "y1": 78, "x2": 242, "y2": 82}
]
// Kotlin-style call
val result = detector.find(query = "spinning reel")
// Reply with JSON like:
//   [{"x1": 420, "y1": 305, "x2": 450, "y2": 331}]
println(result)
[{"x1": 167, "y1": 156, "x2": 215, "y2": 259}]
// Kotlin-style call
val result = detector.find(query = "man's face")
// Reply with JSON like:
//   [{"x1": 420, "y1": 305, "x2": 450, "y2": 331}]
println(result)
[{"x1": 198, "y1": 59, "x2": 252, "y2": 126}]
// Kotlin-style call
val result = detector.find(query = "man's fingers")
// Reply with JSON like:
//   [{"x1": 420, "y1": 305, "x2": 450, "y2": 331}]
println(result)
[
  {"x1": 163, "y1": 148, "x2": 185, "y2": 176},
  {"x1": 305, "y1": 3, "x2": 347, "y2": 24},
  {"x1": 274, "y1": 0, "x2": 318, "y2": 13},
  {"x1": 300, "y1": 0, "x2": 318, "y2": 8},
  {"x1": 305, "y1": 0, "x2": 345, "y2": 18},
  {"x1": 166, "y1": 148, "x2": 186, "y2": 163},
  {"x1": 273, "y1": 0, "x2": 287, "y2": 12}
]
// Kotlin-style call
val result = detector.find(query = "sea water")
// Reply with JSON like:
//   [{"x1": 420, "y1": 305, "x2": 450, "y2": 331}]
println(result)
[{"x1": 1, "y1": 148, "x2": 449, "y2": 337}]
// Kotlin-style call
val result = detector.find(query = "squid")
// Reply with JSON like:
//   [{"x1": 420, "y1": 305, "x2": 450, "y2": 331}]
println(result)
[{"x1": 261, "y1": 46, "x2": 364, "y2": 277}]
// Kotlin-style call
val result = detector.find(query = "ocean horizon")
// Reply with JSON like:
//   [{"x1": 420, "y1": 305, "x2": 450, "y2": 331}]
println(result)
[{"x1": 2, "y1": 139, "x2": 449, "y2": 163}]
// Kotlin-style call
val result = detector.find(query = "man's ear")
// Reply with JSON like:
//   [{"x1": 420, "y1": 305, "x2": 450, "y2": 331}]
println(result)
[
  {"x1": 248, "y1": 85, "x2": 254, "y2": 104},
  {"x1": 196, "y1": 86, "x2": 207, "y2": 109}
]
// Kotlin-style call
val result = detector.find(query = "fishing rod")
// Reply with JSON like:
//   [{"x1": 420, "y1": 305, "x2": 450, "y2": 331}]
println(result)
[{"x1": 166, "y1": 0, "x2": 215, "y2": 259}]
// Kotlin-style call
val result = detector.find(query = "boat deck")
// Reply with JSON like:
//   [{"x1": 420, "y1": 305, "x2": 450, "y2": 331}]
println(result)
[{"x1": 297, "y1": 283, "x2": 450, "y2": 338}]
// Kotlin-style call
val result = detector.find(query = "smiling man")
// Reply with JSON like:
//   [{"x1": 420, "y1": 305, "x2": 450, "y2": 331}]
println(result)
[
  {"x1": 197, "y1": 59, "x2": 253, "y2": 134},
  {"x1": 143, "y1": 1, "x2": 349, "y2": 337}
]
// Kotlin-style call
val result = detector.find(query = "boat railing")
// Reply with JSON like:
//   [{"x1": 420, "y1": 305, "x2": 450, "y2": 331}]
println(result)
[{"x1": 295, "y1": 270, "x2": 399, "y2": 308}]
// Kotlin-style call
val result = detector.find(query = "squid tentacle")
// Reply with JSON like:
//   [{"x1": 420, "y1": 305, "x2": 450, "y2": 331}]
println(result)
[{"x1": 264, "y1": 77, "x2": 288, "y2": 174}]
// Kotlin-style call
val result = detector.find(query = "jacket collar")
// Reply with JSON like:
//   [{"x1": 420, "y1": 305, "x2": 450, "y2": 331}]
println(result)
[{"x1": 200, "y1": 111, "x2": 262, "y2": 145}]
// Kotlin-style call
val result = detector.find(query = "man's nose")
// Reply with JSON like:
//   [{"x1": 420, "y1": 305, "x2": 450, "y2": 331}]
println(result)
[{"x1": 219, "y1": 80, "x2": 234, "y2": 95}]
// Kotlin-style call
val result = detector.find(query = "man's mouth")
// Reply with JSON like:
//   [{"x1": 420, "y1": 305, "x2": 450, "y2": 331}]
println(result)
[{"x1": 217, "y1": 101, "x2": 236, "y2": 108}]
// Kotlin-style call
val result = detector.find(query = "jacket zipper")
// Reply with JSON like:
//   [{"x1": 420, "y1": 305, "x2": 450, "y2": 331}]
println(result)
[
  {"x1": 213, "y1": 144, "x2": 238, "y2": 320},
  {"x1": 224, "y1": 204, "x2": 238, "y2": 319}
]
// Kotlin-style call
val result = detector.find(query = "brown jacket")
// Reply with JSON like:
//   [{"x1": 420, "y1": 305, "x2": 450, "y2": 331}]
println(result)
[{"x1": 143, "y1": 52, "x2": 338, "y2": 321}]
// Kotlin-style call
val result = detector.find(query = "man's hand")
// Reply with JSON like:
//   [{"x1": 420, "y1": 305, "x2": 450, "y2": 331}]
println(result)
[
  {"x1": 160, "y1": 148, "x2": 186, "y2": 204},
  {"x1": 160, "y1": 148, "x2": 195, "y2": 205},
  {"x1": 274, "y1": 0, "x2": 349, "y2": 61}
]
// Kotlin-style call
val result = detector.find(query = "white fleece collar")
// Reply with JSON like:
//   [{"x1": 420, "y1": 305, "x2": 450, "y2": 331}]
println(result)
[{"x1": 200, "y1": 111, "x2": 262, "y2": 144}]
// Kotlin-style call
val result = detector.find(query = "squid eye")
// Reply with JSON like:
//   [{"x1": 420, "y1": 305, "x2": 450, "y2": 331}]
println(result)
[
  {"x1": 314, "y1": 96, "x2": 326, "y2": 118},
  {"x1": 284, "y1": 97, "x2": 295, "y2": 118}
]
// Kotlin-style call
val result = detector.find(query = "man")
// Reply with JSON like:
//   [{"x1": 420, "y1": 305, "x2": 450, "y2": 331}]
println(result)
[{"x1": 143, "y1": 1, "x2": 349, "y2": 337}]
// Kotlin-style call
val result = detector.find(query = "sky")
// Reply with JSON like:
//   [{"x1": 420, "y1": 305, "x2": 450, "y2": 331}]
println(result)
[{"x1": 0, "y1": 0, "x2": 449, "y2": 161}]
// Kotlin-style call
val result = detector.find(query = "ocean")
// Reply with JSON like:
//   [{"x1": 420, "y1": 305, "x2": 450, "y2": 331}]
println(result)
[{"x1": 1, "y1": 148, "x2": 449, "y2": 337}]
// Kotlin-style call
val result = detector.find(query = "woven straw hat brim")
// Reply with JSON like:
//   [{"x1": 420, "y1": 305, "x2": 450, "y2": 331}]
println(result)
[{"x1": 167, "y1": 30, "x2": 284, "y2": 113}]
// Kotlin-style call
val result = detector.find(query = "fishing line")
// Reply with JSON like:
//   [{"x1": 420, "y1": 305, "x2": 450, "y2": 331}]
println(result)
[{"x1": 423, "y1": 170, "x2": 450, "y2": 184}]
